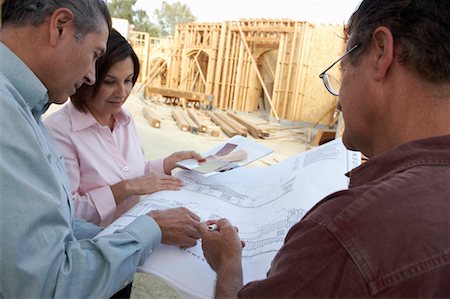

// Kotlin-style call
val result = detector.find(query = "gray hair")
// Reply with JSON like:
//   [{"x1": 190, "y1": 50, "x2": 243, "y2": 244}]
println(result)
[{"x1": 1, "y1": 0, "x2": 111, "y2": 40}]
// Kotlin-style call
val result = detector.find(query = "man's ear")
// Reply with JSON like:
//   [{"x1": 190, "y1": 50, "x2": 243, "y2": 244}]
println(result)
[
  {"x1": 48, "y1": 8, "x2": 74, "y2": 46},
  {"x1": 371, "y1": 26, "x2": 395, "y2": 81}
]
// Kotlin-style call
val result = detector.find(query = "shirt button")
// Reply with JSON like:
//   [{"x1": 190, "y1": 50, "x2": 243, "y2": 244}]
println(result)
[{"x1": 123, "y1": 166, "x2": 129, "y2": 172}]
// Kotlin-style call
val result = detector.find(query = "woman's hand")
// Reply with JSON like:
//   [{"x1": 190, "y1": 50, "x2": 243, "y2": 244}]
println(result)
[
  {"x1": 111, "y1": 173, "x2": 183, "y2": 205},
  {"x1": 163, "y1": 150, "x2": 205, "y2": 175}
]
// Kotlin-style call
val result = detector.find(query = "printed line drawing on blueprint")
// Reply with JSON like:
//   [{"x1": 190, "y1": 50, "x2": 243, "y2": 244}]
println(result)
[
  {"x1": 175, "y1": 156, "x2": 302, "y2": 208},
  {"x1": 240, "y1": 208, "x2": 306, "y2": 257}
]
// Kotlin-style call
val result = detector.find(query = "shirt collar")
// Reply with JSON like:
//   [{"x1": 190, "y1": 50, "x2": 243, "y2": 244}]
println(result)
[
  {"x1": 0, "y1": 42, "x2": 49, "y2": 117},
  {"x1": 348, "y1": 134, "x2": 450, "y2": 188},
  {"x1": 68, "y1": 102, "x2": 131, "y2": 131}
]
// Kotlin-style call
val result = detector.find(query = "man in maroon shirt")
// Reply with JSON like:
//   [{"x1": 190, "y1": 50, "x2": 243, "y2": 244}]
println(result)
[{"x1": 197, "y1": 0, "x2": 450, "y2": 297}]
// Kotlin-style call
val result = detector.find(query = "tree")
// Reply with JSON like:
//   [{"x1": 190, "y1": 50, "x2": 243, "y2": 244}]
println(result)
[
  {"x1": 107, "y1": 0, "x2": 196, "y2": 37},
  {"x1": 107, "y1": 0, "x2": 160, "y2": 35},
  {"x1": 154, "y1": 1, "x2": 196, "y2": 36},
  {"x1": 135, "y1": 9, "x2": 160, "y2": 36},
  {"x1": 107, "y1": 0, "x2": 135, "y2": 21}
]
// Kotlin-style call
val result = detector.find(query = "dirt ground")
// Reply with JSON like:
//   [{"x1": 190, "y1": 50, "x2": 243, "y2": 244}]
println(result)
[
  {"x1": 127, "y1": 94, "x2": 313, "y2": 163},
  {"x1": 44, "y1": 92, "x2": 317, "y2": 299}
]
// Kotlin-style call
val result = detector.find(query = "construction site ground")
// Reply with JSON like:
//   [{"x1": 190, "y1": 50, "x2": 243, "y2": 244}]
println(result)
[{"x1": 45, "y1": 93, "x2": 322, "y2": 299}]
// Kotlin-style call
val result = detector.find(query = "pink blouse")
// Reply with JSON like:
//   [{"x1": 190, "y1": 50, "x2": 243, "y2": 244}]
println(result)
[{"x1": 44, "y1": 103, "x2": 164, "y2": 227}]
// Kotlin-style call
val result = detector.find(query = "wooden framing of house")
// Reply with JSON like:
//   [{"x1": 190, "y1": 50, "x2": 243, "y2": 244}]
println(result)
[{"x1": 130, "y1": 19, "x2": 345, "y2": 126}]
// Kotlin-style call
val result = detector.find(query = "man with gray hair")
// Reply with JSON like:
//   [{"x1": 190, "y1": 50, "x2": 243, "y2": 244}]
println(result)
[
  {"x1": 0, "y1": 1, "x2": 201, "y2": 298},
  {"x1": 198, "y1": 0, "x2": 450, "y2": 297}
]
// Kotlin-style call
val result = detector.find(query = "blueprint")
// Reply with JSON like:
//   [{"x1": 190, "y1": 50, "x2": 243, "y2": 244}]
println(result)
[{"x1": 96, "y1": 139, "x2": 361, "y2": 298}]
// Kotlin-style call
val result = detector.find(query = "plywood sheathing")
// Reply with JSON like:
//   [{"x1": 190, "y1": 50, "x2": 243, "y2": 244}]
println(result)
[{"x1": 131, "y1": 19, "x2": 345, "y2": 126}]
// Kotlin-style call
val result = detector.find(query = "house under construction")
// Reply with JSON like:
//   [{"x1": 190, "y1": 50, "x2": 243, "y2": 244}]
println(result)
[{"x1": 130, "y1": 19, "x2": 346, "y2": 127}]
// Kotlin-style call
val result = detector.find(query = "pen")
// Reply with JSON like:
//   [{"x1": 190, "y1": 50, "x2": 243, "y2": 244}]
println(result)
[{"x1": 208, "y1": 224, "x2": 218, "y2": 231}]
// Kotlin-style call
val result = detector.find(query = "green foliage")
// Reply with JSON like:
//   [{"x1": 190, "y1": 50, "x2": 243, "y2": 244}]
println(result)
[
  {"x1": 107, "y1": 0, "x2": 160, "y2": 35},
  {"x1": 107, "y1": 0, "x2": 136, "y2": 21},
  {"x1": 134, "y1": 9, "x2": 159, "y2": 35},
  {"x1": 154, "y1": 1, "x2": 196, "y2": 36},
  {"x1": 107, "y1": 0, "x2": 196, "y2": 37}
]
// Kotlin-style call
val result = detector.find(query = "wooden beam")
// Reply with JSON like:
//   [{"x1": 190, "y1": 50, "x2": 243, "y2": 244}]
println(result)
[
  {"x1": 229, "y1": 26, "x2": 294, "y2": 33},
  {"x1": 237, "y1": 24, "x2": 280, "y2": 120},
  {"x1": 194, "y1": 59, "x2": 207, "y2": 87},
  {"x1": 311, "y1": 129, "x2": 336, "y2": 146},
  {"x1": 226, "y1": 112, "x2": 270, "y2": 138},
  {"x1": 171, "y1": 108, "x2": 190, "y2": 132},
  {"x1": 206, "y1": 111, "x2": 239, "y2": 137},
  {"x1": 213, "y1": 22, "x2": 228, "y2": 107},
  {"x1": 282, "y1": 24, "x2": 299, "y2": 118},
  {"x1": 214, "y1": 112, "x2": 248, "y2": 136},
  {"x1": 147, "y1": 86, "x2": 212, "y2": 103},
  {"x1": 177, "y1": 31, "x2": 212, "y2": 90},
  {"x1": 187, "y1": 109, "x2": 208, "y2": 133},
  {"x1": 209, "y1": 125, "x2": 221, "y2": 137},
  {"x1": 179, "y1": 108, "x2": 199, "y2": 134},
  {"x1": 142, "y1": 106, "x2": 161, "y2": 128}
]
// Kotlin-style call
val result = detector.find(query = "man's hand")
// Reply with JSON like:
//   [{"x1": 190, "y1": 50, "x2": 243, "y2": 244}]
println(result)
[
  {"x1": 148, "y1": 207, "x2": 201, "y2": 248},
  {"x1": 197, "y1": 219, "x2": 244, "y2": 298},
  {"x1": 197, "y1": 219, "x2": 243, "y2": 272},
  {"x1": 163, "y1": 151, "x2": 205, "y2": 175}
]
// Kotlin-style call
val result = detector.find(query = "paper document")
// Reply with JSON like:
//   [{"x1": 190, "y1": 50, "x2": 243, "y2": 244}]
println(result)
[
  {"x1": 96, "y1": 139, "x2": 361, "y2": 298},
  {"x1": 175, "y1": 135, "x2": 273, "y2": 176}
]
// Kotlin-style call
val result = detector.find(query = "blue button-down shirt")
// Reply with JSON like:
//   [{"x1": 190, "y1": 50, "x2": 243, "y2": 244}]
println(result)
[{"x1": 0, "y1": 42, "x2": 162, "y2": 298}]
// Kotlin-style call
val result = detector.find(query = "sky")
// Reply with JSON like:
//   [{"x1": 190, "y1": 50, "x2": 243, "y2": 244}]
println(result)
[{"x1": 135, "y1": 0, "x2": 362, "y2": 25}]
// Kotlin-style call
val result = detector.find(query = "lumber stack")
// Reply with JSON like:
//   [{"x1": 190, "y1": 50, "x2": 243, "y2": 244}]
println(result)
[
  {"x1": 226, "y1": 112, "x2": 269, "y2": 139},
  {"x1": 206, "y1": 111, "x2": 244, "y2": 137},
  {"x1": 214, "y1": 111, "x2": 248, "y2": 137}
]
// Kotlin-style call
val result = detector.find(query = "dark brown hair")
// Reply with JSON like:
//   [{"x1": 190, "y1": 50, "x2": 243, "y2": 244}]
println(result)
[
  {"x1": 345, "y1": 0, "x2": 450, "y2": 83},
  {"x1": 71, "y1": 28, "x2": 140, "y2": 112}
]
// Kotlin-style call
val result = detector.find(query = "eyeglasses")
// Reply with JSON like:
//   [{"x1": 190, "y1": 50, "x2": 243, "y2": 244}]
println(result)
[{"x1": 319, "y1": 43, "x2": 361, "y2": 96}]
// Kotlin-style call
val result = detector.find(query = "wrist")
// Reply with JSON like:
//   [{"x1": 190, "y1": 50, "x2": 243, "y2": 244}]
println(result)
[
  {"x1": 215, "y1": 262, "x2": 243, "y2": 299},
  {"x1": 111, "y1": 180, "x2": 131, "y2": 205}
]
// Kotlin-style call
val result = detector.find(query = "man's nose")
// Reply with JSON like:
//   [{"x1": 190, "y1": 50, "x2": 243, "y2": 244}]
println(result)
[{"x1": 84, "y1": 64, "x2": 96, "y2": 86}]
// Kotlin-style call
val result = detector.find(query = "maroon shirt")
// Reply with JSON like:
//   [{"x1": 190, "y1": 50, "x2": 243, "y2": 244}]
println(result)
[{"x1": 239, "y1": 135, "x2": 450, "y2": 298}]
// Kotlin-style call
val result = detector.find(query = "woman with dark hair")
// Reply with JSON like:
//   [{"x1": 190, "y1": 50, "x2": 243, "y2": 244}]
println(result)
[{"x1": 45, "y1": 29, "x2": 203, "y2": 227}]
